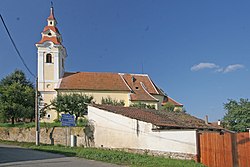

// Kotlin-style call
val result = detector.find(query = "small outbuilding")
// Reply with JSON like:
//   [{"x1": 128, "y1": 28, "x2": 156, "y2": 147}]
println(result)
[{"x1": 88, "y1": 104, "x2": 222, "y2": 160}]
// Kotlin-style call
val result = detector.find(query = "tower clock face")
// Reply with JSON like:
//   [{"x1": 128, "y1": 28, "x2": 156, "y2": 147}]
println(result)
[{"x1": 46, "y1": 84, "x2": 51, "y2": 89}]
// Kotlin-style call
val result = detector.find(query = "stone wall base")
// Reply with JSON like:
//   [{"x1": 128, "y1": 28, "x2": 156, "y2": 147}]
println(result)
[
  {"x1": 0, "y1": 127, "x2": 196, "y2": 160},
  {"x1": 98, "y1": 147, "x2": 196, "y2": 160}
]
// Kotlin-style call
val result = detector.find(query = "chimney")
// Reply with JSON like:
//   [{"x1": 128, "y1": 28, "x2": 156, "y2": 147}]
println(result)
[
  {"x1": 218, "y1": 119, "x2": 221, "y2": 126},
  {"x1": 205, "y1": 115, "x2": 208, "y2": 125}
]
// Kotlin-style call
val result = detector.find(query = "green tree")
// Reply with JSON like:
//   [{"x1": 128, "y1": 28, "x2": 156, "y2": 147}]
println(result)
[
  {"x1": 223, "y1": 98, "x2": 250, "y2": 132},
  {"x1": 0, "y1": 70, "x2": 35, "y2": 124},
  {"x1": 130, "y1": 102, "x2": 156, "y2": 109},
  {"x1": 162, "y1": 102, "x2": 175, "y2": 112},
  {"x1": 51, "y1": 93, "x2": 93, "y2": 122},
  {"x1": 101, "y1": 96, "x2": 125, "y2": 106},
  {"x1": 0, "y1": 70, "x2": 33, "y2": 87}
]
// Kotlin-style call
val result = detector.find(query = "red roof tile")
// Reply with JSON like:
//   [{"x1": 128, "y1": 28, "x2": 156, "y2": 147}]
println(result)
[
  {"x1": 163, "y1": 96, "x2": 183, "y2": 107},
  {"x1": 43, "y1": 26, "x2": 60, "y2": 34},
  {"x1": 58, "y1": 72, "x2": 168, "y2": 102},
  {"x1": 91, "y1": 104, "x2": 222, "y2": 130},
  {"x1": 37, "y1": 36, "x2": 61, "y2": 45},
  {"x1": 122, "y1": 74, "x2": 159, "y2": 94},
  {"x1": 121, "y1": 74, "x2": 160, "y2": 101},
  {"x1": 58, "y1": 72, "x2": 131, "y2": 91}
]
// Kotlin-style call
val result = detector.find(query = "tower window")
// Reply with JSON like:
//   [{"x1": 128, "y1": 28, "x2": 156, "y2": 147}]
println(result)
[
  {"x1": 46, "y1": 54, "x2": 52, "y2": 63},
  {"x1": 50, "y1": 21, "x2": 52, "y2": 25},
  {"x1": 48, "y1": 32, "x2": 52, "y2": 36}
]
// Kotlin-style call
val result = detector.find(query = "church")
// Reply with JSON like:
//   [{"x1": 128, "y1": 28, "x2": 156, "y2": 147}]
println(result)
[{"x1": 36, "y1": 7, "x2": 183, "y2": 122}]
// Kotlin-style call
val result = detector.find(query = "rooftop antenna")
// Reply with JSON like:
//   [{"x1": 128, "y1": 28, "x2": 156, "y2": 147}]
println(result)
[{"x1": 141, "y1": 62, "x2": 144, "y2": 74}]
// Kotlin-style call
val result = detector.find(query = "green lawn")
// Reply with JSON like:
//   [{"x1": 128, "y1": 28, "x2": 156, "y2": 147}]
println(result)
[
  {"x1": 0, "y1": 121, "x2": 87, "y2": 128},
  {"x1": 0, "y1": 122, "x2": 60, "y2": 128},
  {"x1": 0, "y1": 140, "x2": 205, "y2": 167}
]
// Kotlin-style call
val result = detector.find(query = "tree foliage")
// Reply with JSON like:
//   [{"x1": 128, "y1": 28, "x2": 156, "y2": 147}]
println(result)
[
  {"x1": 0, "y1": 70, "x2": 35, "y2": 124},
  {"x1": 51, "y1": 93, "x2": 93, "y2": 122},
  {"x1": 0, "y1": 70, "x2": 33, "y2": 87},
  {"x1": 101, "y1": 97, "x2": 125, "y2": 106},
  {"x1": 130, "y1": 102, "x2": 156, "y2": 109},
  {"x1": 162, "y1": 102, "x2": 175, "y2": 112},
  {"x1": 223, "y1": 98, "x2": 250, "y2": 132}
]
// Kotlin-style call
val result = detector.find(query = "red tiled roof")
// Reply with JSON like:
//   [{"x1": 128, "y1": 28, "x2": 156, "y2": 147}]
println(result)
[
  {"x1": 43, "y1": 26, "x2": 60, "y2": 34},
  {"x1": 91, "y1": 104, "x2": 222, "y2": 130},
  {"x1": 58, "y1": 72, "x2": 131, "y2": 91},
  {"x1": 58, "y1": 72, "x2": 179, "y2": 103},
  {"x1": 122, "y1": 74, "x2": 159, "y2": 94},
  {"x1": 121, "y1": 74, "x2": 159, "y2": 101},
  {"x1": 47, "y1": 7, "x2": 56, "y2": 20},
  {"x1": 37, "y1": 36, "x2": 61, "y2": 45},
  {"x1": 163, "y1": 96, "x2": 183, "y2": 107},
  {"x1": 58, "y1": 72, "x2": 164, "y2": 102}
]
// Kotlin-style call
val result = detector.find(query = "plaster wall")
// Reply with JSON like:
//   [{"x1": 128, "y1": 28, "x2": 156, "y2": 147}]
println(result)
[
  {"x1": 59, "y1": 90, "x2": 130, "y2": 106},
  {"x1": 40, "y1": 92, "x2": 57, "y2": 122},
  {"x1": 152, "y1": 94, "x2": 165, "y2": 109},
  {"x1": 88, "y1": 106, "x2": 197, "y2": 155}
]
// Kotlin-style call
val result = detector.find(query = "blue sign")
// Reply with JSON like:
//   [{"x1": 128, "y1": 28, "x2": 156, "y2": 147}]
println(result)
[{"x1": 61, "y1": 114, "x2": 75, "y2": 127}]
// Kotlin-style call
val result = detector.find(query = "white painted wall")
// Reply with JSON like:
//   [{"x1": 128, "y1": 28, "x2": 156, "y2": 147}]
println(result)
[{"x1": 88, "y1": 106, "x2": 197, "y2": 155}]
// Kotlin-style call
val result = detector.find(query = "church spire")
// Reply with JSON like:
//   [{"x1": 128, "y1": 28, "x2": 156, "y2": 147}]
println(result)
[
  {"x1": 36, "y1": 4, "x2": 62, "y2": 45},
  {"x1": 47, "y1": 4, "x2": 57, "y2": 26}
]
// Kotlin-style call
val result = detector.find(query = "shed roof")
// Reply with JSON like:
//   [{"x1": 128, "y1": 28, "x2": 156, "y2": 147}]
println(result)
[{"x1": 91, "y1": 104, "x2": 222, "y2": 130}]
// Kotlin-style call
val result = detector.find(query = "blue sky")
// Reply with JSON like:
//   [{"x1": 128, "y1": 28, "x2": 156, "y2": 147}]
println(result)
[{"x1": 1, "y1": 0, "x2": 250, "y2": 121}]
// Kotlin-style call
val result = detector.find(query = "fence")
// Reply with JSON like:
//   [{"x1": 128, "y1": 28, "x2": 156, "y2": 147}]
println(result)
[
  {"x1": 237, "y1": 132, "x2": 250, "y2": 167},
  {"x1": 198, "y1": 132, "x2": 249, "y2": 167}
]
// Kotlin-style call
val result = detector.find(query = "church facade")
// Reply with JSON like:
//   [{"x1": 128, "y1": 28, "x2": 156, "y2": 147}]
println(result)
[{"x1": 36, "y1": 7, "x2": 183, "y2": 122}]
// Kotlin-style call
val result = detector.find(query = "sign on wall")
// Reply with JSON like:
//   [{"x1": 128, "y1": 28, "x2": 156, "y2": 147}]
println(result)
[{"x1": 61, "y1": 114, "x2": 75, "y2": 127}]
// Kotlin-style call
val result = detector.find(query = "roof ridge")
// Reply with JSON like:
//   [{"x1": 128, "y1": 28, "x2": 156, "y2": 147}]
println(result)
[
  {"x1": 168, "y1": 96, "x2": 183, "y2": 106},
  {"x1": 146, "y1": 75, "x2": 159, "y2": 94},
  {"x1": 118, "y1": 73, "x2": 149, "y2": 76},
  {"x1": 140, "y1": 82, "x2": 159, "y2": 101},
  {"x1": 119, "y1": 73, "x2": 132, "y2": 91}
]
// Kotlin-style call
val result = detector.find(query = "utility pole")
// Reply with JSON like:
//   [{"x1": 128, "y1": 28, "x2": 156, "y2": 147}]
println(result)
[{"x1": 35, "y1": 77, "x2": 40, "y2": 145}]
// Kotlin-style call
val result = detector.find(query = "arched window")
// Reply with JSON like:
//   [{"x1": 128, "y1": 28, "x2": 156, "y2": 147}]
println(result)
[{"x1": 46, "y1": 54, "x2": 52, "y2": 63}]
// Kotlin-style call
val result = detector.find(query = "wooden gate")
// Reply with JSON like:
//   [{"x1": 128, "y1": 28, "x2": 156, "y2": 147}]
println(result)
[
  {"x1": 237, "y1": 132, "x2": 250, "y2": 167},
  {"x1": 198, "y1": 132, "x2": 249, "y2": 167}
]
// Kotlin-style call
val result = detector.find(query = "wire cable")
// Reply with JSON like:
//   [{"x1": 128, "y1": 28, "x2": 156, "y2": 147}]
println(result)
[{"x1": 0, "y1": 14, "x2": 36, "y2": 78}]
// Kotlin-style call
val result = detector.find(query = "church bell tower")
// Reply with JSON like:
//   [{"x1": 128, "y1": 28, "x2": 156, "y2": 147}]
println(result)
[{"x1": 35, "y1": 6, "x2": 67, "y2": 120}]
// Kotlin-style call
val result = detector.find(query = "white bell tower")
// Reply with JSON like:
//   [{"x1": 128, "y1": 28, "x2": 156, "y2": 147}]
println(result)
[{"x1": 35, "y1": 6, "x2": 67, "y2": 121}]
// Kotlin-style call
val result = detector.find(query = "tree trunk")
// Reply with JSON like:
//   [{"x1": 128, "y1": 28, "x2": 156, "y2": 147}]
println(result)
[
  {"x1": 11, "y1": 117, "x2": 15, "y2": 125},
  {"x1": 75, "y1": 115, "x2": 79, "y2": 125}
]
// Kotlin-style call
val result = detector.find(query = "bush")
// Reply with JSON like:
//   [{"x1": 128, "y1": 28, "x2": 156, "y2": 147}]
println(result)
[
  {"x1": 77, "y1": 117, "x2": 88, "y2": 126},
  {"x1": 101, "y1": 97, "x2": 125, "y2": 106},
  {"x1": 130, "y1": 102, "x2": 156, "y2": 109},
  {"x1": 162, "y1": 102, "x2": 175, "y2": 112}
]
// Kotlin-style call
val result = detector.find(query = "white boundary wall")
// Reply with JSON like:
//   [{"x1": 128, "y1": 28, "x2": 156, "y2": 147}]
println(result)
[{"x1": 88, "y1": 106, "x2": 197, "y2": 155}]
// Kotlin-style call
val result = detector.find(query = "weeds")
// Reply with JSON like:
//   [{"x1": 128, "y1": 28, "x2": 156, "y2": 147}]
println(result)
[{"x1": 0, "y1": 140, "x2": 205, "y2": 167}]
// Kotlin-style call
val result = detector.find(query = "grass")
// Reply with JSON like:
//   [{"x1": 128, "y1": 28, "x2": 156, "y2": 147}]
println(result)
[
  {"x1": 0, "y1": 140, "x2": 205, "y2": 167},
  {"x1": 0, "y1": 122, "x2": 85, "y2": 128},
  {"x1": 0, "y1": 122, "x2": 35, "y2": 128}
]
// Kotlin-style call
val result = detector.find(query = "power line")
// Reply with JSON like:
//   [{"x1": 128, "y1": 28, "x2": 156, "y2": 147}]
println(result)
[
  {"x1": 0, "y1": 14, "x2": 36, "y2": 78},
  {"x1": 90, "y1": 110, "x2": 194, "y2": 146}
]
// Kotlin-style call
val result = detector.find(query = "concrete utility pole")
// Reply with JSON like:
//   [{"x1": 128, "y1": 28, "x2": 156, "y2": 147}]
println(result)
[{"x1": 35, "y1": 78, "x2": 40, "y2": 145}]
